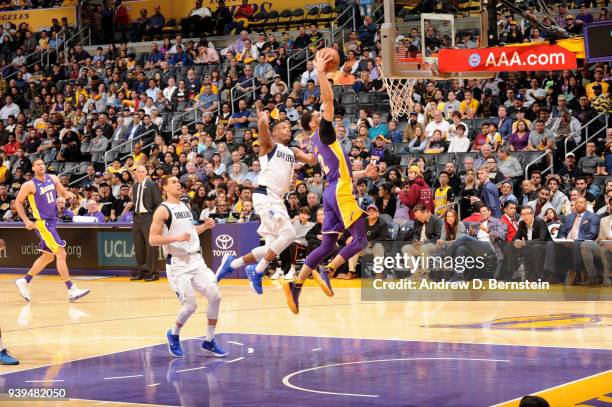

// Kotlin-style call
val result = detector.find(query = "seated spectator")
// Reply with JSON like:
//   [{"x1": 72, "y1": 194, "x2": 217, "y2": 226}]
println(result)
[
  {"x1": 182, "y1": 0, "x2": 212, "y2": 37},
  {"x1": 424, "y1": 129, "x2": 448, "y2": 154},
  {"x1": 346, "y1": 204, "x2": 388, "y2": 279},
  {"x1": 557, "y1": 197, "x2": 600, "y2": 285},
  {"x1": 399, "y1": 204, "x2": 442, "y2": 279},
  {"x1": 433, "y1": 171, "x2": 454, "y2": 215}
]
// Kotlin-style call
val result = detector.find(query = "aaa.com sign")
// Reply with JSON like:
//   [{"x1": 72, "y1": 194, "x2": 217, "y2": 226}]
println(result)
[{"x1": 439, "y1": 45, "x2": 577, "y2": 73}]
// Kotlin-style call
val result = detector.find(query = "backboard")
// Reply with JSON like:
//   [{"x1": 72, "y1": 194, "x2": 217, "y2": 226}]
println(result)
[{"x1": 381, "y1": 0, "x2": 494, "y2": 80}]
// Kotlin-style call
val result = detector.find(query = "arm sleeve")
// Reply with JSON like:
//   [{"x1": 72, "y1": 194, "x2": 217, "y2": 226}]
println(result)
[{"x1": 319, "y1": 117, "x2": 337, "y2": 145}]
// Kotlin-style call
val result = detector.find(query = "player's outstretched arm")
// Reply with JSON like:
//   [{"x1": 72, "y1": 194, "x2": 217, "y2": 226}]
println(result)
[
  {"x1": 14, "y1": 181, "x2": 35, "y2": 230},
  {"x1": 149, "y1": 207, "x2": 190, "y2": 246},
  {"x1": 352, "y1": 162, "x2": 379, "y2": 180},
  {"x1": 314, "y1": 50, "x2": 335, "y2": 123},
  {"x1": 291, "y1": 147, "x2": 317, "y2": 166},
  {"x1": 51, "y1": 175, "x2": 75, "y2": 201},
  {"x1": 257, "y1": 107, "x2": 274, "y2": 156}
]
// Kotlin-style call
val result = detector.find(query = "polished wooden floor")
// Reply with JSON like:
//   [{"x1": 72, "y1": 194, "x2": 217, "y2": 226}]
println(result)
[{"x1": 0, "y1": 274, "x2": 610, "y2": 406}]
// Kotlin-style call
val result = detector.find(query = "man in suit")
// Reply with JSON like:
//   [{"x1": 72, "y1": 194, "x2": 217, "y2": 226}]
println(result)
[
  {"x1": 109, "y1": 117, "x2": 128, "y2": 161},
  {"x1": 131, "y1": 165, "x2": 163, "y2": 281},
  {"x1": 511, "y1": 205, "x2": 553, "y2": 281},
  {"x1": 400, "y1": 203, "x2": 442, "y2": 279},
  {"x1": 580, "y1": 196, "x2": 612, "y2": 286},
  {"x1": 500, "y1": 200, "x2": 519, "y2": 242},
  {"x1": 125, "y1": 114, "x2": 145, "y2": 142},
  {"x1": 140, "y1": 114, "x2": 159, "y2": 153},
  {"x1": 557, "y1": 196, "x2": 601, "y2": 285}
]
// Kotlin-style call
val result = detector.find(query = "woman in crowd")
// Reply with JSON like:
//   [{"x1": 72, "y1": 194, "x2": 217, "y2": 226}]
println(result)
[
  {"x1": 509, "y1": 120, "x2": 530, "y2": 151},
  {"x1": 408, "y1": 126, "x2": 428, "y2": 153},
  {"x1": 459, "y1": 169, "x2": 479, "y2": 218}
]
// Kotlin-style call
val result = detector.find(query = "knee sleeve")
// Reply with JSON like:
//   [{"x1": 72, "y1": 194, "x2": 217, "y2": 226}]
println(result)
[
  {"x1": 270, "y1": 219, "x2": 297, "y2": 255},
  {"x1": 304, "y1": 234, "x2": 339, "y2": 270},
  {"x1": 177, "y1": 296, "x2": 198, "y2": 325},
  {"x1": 339, "y1": 218, "x2": 368, "y2": 261},
  {"x1": 203, "y1": 284, "x2": 221, "y2": 320}
]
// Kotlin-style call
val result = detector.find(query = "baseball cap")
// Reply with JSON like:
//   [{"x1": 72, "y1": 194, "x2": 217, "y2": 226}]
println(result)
[
  {"x1": 95, "y1": 172, "x2": 103, "y2": 177},
  {"x1": 409, "y1": 111, "x2": 418, "y2": 116},
  {"x1": 375, "y1": 135, "x2": 389, "y2": 142},
  {"x1": 515, "y1": 93, "x2": 524, "y2": 101},
  {"x1": 252, "y1": 140, "x2": 260, "y2": 146},
  {"x1": 566, "y1": 152, "x2": 576, "y2": 158},
  {"x1": 180, "y1": 194, "x2": 190, "y2": 204},
  {"x1": 366, "y1": 204, "x2": 379, "y2": 212}
]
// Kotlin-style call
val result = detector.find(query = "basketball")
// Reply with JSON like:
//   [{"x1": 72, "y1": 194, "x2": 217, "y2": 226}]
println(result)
[{"x1": 318, "y1": 47, "x2": 340, "y2": 73}]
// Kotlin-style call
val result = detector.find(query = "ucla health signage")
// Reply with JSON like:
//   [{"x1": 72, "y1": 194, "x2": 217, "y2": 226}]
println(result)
[{"x1": 0, "y1": 222, "x2": 260, "y2": 275}]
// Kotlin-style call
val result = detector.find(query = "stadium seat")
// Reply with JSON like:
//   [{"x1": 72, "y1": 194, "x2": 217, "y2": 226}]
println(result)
[{"x1": 291, "y1": 9, "x2": 305, "y2": 30}]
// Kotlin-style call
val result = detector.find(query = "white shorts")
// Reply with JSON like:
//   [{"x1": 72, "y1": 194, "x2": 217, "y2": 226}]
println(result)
[
  {"x1": 252, "y1": 192, "x2": 291, "y2": 242},
  {"x1": 166, "y1": 254, "x2": 216, "y2": 305}
]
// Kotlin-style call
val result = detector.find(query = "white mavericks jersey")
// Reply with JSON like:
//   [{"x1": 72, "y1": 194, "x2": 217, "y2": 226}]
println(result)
[
  {"x1": 161, "y1": 201, "x2": 200, "y2": 256},
  {"x1": 258, "y1": 143, "x2": 295, "y2": 197}
]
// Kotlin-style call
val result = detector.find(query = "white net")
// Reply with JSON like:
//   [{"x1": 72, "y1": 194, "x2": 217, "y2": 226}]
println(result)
[{"x1": 380, "y1": 71, "x2": 416, "y2": 121}]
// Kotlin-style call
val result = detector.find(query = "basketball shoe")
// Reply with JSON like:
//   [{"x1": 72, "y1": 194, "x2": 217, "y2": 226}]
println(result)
[
  {"x1": 215, "y1": 254, "x2": 236, "y2": 281},
  {"x1": 283, "y1": 281, "x2": 301, "y2": 314},
  {"x1": 166, "y1": 329, "x2": 183, "y2": 358},
  {"x1": 202, "y1": 339, "x2": 228, "y2": 357},
  {"x1": 0, "y1": 349, "x2": 19, "y2": 365},
  {"x1": 15, "y1": 278, "x2": 31, "y2": 302},
  {"x1": 245, "y1": 265, "x2": 263, "y2": 294},
  {"x1": 68, "y1": 286, "x2": 90, "y2": 302},
  {"x1": 312, "y1": 266, "x2": 334, "y2": 297}
]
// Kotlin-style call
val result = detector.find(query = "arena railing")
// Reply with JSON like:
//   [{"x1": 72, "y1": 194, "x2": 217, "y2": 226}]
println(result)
[
  {"x1": 563, "y1": 111, "x2": 609, "y2": 157},
  {"x1": 169, "y1": 103, "x2": 202, "y2": 139},
  {"x1": 329, "y1": 6, "x2": 357, "y2": 51},
  {"x1": 3, "y1": 32, "x2": 66, "y2": 80},
  {"x1": 230, "y1": 65, "x2": 277, "y2": 115},
  {"x1": 286, "y1": 46, "x2": 310, "y2": 87},
  {"x1": 103, "y1": 127, "x2": 159, "y2": 168}
]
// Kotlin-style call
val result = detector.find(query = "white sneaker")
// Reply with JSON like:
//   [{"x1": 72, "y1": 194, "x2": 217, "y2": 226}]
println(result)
[
  {"x1": 15, "y1": 278, "x2": 31, "y2": 302},
  {"x1": 68, "y1": 286, "x2": 90, "y2": 303},
  {"x1": 270, "y1": 268, "x2": 283, "y2": 280},
  {"x1": 284, "y1": 269, "x2": 295, "y2": 280}
]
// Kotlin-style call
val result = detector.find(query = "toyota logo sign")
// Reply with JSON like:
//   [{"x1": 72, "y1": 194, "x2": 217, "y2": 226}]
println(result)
[{"x1": 215, "y1": 234, "x2": 234, "y2": 250}]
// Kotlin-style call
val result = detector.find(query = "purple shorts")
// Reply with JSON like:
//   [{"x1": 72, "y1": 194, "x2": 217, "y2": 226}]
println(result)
[
  {"x1": 34, "y1": 220, "x2": 66, "y2": 254},
  {"x1": 321, "y1": 180, "x2": 365, "y2": 234}
]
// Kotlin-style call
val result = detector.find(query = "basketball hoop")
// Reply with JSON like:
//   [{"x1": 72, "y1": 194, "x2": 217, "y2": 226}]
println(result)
[{"x1": 380, "y1": 65, "x2": 416, "y2": 121}]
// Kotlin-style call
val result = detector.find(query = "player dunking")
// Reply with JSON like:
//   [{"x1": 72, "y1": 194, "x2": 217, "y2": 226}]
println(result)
[
  {"x1": 149, "y1": 175, "x2": 227, "y2": 358},
  {"x1": 0, "y1": 239, "x2": 19, "y2": 365},
  {"x1": 14, "y1": 158, "x2": 90, "y2": 303},
  {"x1": 283, "y1": 50, "x2": 373, "y2": 314},
  {"x1": 215, "y1": 107, "x2": 318, "y2": 294}
]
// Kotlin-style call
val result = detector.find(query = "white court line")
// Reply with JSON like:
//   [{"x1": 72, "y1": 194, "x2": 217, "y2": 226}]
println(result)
[
  {"x1": 227, "y1": 341, "x2": 243, "y2": 346},
  {"x1": 282, "y1": 357, "x2": 510, "y2": 398},
  {"x1": 176, "y1": 366, "x2": 207, "y2": 373},
  {"x1": 103, "y1": 374, "x2": 143, "y2": 380},
  {"x1": 489, "y1": 370, "x2": 612, "y2": 406},
  {"x1": 148, "y1": 383, "x2": 161, "y2": 387},
  {"x1": 94, "y1": 402, "x2": 110, "y2": 406},
  {"x1": 25, "y1": 379, "x2": 64, "y2": 383},
  {"x1": 247, "y1": 347, "x2": 254, "y2": 354},
  {"x1": 225, "y1": 357, "x2": 245, "y2": 364},
  {"x1": 312, "y1": 348, "x2": 322, "y2": 352}
]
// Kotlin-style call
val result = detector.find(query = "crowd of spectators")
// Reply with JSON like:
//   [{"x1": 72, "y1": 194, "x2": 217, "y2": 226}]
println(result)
[{"x1": 0, "y1": 1, "x2": 610, "y2": 284}]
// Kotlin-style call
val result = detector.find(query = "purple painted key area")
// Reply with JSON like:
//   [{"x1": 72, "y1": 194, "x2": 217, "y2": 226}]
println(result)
[{"x1": 0, "y1": 334, "x2": 609, "y2": 406}]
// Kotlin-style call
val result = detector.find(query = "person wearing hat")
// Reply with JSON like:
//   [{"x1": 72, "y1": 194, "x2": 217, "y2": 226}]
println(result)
[
  {"x1": 586, "y1": 68, "x2": 609, "y2": 100},
  {"x1": 590, "y1": 83, "x2": 611, "y2": 114},
  {"x1": 399, "y1": 165, "x2": 434, "y2": 220},
  {"x1": 343, "y1": 203, "x2": 387, "y2": 280}
]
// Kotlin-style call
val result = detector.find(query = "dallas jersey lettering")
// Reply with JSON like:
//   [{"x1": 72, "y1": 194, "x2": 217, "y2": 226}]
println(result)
[
  {"x1": 29, "y1": 174, "x2": 57, "y2": 221},
  {"x1": 161, "y1": 201, "x2": 200, "y2": 257},
  {"x1": 257, "y1": 143, "x2": 295, "y2": 196}
]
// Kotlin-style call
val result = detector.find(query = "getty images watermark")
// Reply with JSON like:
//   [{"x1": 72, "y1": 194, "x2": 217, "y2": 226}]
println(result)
[{"x1": 356, "y1": 254, "x2": 590, "y2": 302}]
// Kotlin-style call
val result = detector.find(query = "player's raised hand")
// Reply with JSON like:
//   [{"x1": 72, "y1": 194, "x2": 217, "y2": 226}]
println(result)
[
  {"x1": 364, "y1": 162, "x2": 379, "y2": 178},
  {"x1": 313, "y1": 49, "x2": 332, "y2": 73},
  {"x1": 175, "y1": 233, "x2": 191, "y2": 243}
]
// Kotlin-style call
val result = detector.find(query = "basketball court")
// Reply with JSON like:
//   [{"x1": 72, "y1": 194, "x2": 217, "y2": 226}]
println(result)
[{"x1": 0, "y1": 275, "x2": 610, "y2": 406}]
